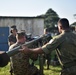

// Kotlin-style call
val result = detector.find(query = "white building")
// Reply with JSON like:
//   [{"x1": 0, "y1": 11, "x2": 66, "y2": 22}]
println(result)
[{"x1": 0, "y1": 16, "x2": 44, "y2": 37}]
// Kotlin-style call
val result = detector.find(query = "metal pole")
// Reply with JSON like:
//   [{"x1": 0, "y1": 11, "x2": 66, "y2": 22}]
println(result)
[
  {"x1": 6, "y1": 34, "x2": 49, "y2": 57},
  {"x1": 39, "y1": 54, "x2": 44, "y2": 75}
]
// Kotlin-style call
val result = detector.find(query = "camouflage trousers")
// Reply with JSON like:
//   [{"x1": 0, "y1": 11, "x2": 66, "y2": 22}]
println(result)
[
  {"x1": 11, "y1": 65, "x2": 40, "y2": 75},
  {"x1": 60, "y1": 66, "x2": 76, "y2": 75}
]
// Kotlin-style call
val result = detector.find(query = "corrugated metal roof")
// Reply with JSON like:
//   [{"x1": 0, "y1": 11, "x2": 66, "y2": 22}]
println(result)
[{"x1": 0, "y1": 16, "x2": 44, "y2": 19}]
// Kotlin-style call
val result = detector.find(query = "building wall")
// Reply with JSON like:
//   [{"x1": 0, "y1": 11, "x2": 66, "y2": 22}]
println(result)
[{"x1": 0, "y1": 17, "x2": 44, "y2": 37}]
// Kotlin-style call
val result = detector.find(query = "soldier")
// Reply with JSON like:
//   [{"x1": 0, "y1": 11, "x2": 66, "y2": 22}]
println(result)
[
  {"x1": 8, "y1": 25, "x2": 18, "y2": 75},
  {"x1": 43, "y1": 28, "x2": 52, "y2": 69},
  {"x1": 20, "y1": 18, "x2": 76, "y2": 75},
  {"x1": 8, "y1": 25, "x2": 17, "y2": 46},
  {"x1": 9, "y1": 31, "x2": 39, "y2": 75}
]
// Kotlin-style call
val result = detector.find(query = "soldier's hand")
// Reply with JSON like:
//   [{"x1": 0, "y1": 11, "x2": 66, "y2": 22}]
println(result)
[{"x1": 19, "y1": 45, "x2": 30, "y2": 54}]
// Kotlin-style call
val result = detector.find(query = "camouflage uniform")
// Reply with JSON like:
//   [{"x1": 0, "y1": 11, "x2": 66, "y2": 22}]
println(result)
[
  {"x1": 42, "y1": 33, "x2": 52, "y2": 69},
  {"x1": 8, "y1": 34, "x2": 17, "y2": 75},
  {"x1": 8, "y1": 34, "x2": 17, "y2": 44},
  {"x1": 42, "y1": 30, "x2": 76, "y2": 75},
  {"x1": 9, "y1": 42, "x2": 39, "y2": 75}
]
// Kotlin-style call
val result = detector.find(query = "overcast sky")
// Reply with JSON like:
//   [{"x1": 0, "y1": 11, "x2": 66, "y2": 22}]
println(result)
[{"x1": 0, "y1": 0, "x2": 76, "y2": 24}]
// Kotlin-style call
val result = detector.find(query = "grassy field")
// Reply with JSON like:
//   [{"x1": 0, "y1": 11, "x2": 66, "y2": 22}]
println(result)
[
  {"x1": 0, "y1": 51, "x2": 61, "y2": 75},
  {"x1": 0, "y1": 63, "x2": 61, "y2": 75}
]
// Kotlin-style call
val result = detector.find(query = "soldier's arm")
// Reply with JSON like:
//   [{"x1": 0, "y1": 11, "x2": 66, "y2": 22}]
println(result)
[
  {"x1": 19, "y1": 38, "x2": 59, "y2": 54},
  {"x1": 19, "y1": 44, "x2": 43, "y2": 54},
  {"x1": 8, "y1": 41, "x2": 15, "y2": 46}
]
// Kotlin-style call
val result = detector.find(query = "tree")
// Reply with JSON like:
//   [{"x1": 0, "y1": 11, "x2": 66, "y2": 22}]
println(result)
[
  {"x1": 73, "y1": 14, "x2": 76, "y2": 19},
  {"x1": 71, "y1": 22, "x2": 76, "y2": 26},
  {"x1": 44, "y1": 8, "x2": 60, "y2": 28},
  {"x1": 37, "y1": 8, "x2": 60, "y2": 28}
]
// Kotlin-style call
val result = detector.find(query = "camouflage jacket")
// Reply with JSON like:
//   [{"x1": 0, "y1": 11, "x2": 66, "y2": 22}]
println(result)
[
  {"x1": 42, "y1": 30, "x2": 76, "y2": 67},
  {"x1": 9, "y1": 42, "x2": 38, "y2": 75}
]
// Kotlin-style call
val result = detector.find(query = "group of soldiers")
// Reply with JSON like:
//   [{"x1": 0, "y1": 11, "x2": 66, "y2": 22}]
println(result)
[
  {"x1": 8, "y1": 25, "x2": 54, "y2": 75},
  {"x1": 1, "y1": 18, "x2": 76, "y2": 75},
  {"x1": 8, "y1": 26, "x2": 40, "y2": 75}
]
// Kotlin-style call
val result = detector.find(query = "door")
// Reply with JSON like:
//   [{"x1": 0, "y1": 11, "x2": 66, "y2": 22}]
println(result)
[{"x1": 0, "y1": 27, "x2": 9, "y2": 51}]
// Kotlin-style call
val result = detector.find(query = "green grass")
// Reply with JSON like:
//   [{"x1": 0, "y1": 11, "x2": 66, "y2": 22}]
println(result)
[
  {"x1": 0, "y1": 63, "x2": 10, "y2": 75},
  {"x1": 0, "y1": 50, "x2": 61, "y2": 75},
  {"x1": 43, "y1": 66, "x2": 61, "y2": 75},
  {"x1": 0, "y1": 51, "x2": 61, "y2": 75},
  {"x1": 0, "y1": 63, "x2": 61, "y2": 75}
]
